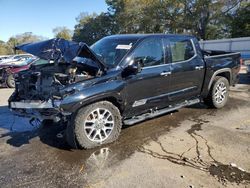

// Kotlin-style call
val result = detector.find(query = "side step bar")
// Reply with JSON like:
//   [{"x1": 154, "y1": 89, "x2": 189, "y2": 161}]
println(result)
[{"x1": 123, "y1": 98, "x2": 200, "y2": 125}]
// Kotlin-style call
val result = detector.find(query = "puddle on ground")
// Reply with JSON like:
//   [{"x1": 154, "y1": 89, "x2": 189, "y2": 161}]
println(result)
[
  {"x1": 209, "y1": 163, "x2": 250, "y2": 185},
  {"x1": 187, "y1": 119, "x2": 209, "y2": 134},
  {"x1": 0, "y1": 106, "x2": 39, "y2": 133},
  {"x1": 188, "y1": 117, "x2": 250, "y2": 185}
]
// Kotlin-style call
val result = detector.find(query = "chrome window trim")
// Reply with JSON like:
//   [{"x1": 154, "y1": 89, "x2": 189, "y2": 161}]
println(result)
[
  {"x1": 143, "y1": 39, "x2": 197, "y2": 69},
  {"x1": 141, "y1": 37, "x2": 166, "y2": 70},
  {"x1": 124, "y1": 38, "x2": 198, "y2": 70},
  {"x1": 142, "y1": 63, "x2": 168, "y2": 70}
]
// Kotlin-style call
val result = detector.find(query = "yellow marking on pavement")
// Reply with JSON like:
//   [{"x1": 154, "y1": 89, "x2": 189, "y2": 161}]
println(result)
[{"x1": 79, "y1": 164, "x2": 84, "y2": 173}]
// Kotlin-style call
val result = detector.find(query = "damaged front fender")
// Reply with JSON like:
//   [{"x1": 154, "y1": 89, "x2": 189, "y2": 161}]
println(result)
[{"x1": 59, "y1": 79, "x2": 125, "y2": 113}]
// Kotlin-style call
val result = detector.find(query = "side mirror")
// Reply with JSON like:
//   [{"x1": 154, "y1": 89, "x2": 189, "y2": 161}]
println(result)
[
  {"x1": 122, "y1": 58, "x2": 143, "y2": 77},
  {"x1": 130, "y1": 58, "x2": 143, "y2": 73}
]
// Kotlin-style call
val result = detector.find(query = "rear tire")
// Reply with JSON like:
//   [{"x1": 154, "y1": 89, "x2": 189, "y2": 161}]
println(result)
[
  {"x1": 204, "y1": 76, "x2": 229, "y2": 108},
  {"x1": 71, "y1": 101, "x2": 122, "y2": 149},
  {"x1": 6, "y1": 74, "x2": 15, "y2": 88}
]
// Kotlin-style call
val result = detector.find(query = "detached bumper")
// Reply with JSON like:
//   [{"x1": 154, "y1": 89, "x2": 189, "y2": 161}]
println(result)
[
  {"x1": 10, "y1": 101, "x2": 54, "y2": 109},
  {"x1": 9, "y1": 99, "x2": 64, "y2": 121}
]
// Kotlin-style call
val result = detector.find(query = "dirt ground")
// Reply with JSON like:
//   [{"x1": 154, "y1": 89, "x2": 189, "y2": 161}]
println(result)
[{"x1": 0, "y1": 72, "x2": 250, "y2": 188}]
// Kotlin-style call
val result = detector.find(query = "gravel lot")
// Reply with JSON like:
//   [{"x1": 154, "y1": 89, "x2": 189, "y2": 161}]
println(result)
[{"x1": 0, "y1": 71, "x2": 250, "y2": 188}]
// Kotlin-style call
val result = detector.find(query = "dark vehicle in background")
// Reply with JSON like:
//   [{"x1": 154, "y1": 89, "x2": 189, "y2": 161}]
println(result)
[
  {"x1": 9, "y1": 35, "x2": 241, "y2": 149},
  {"x1": 0, "y1": 58, "x2": 48, "y2": 88}
]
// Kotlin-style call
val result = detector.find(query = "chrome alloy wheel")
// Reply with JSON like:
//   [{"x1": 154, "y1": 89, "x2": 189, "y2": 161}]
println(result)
[
  {"x1": 214, "y1": 82, "x2": 227, "y2": 104},
  {"x1": 84, "y1": 108, "x2": 114, "y2": 142},
  {"x1": 9, "y1": 77, "x2": 15, "y2": 87}
]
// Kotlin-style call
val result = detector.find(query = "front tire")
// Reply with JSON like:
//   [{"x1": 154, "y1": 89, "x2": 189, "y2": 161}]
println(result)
[
  {"x1": 204, "y1": 76, "x2": 229, "y2": 108},
  {"x1": 71, "y1": 101, "x2": 122, "y2": 149},
  {"x1": 6, "y1": 74, "x2": 15, "y2": 88}
]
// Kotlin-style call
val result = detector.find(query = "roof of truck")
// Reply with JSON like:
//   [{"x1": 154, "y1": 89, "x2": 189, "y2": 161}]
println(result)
[{"x1": 104, "y1": 34, "x2": 195, "y2": 41}]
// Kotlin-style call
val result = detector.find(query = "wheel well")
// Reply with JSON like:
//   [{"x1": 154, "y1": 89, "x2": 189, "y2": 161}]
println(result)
[
  {"x1": 104, "y1": 97, "x2": 123, "y2": 112},
  {"x1": 208, "y1": 70, "x2": 231, "y2": 91},
  {"x1": 216, "y1": 72, "x2": 231, "y2": 84},
  {"x1": 75, "y1": 96, "x2": 123, "y2": 115}
]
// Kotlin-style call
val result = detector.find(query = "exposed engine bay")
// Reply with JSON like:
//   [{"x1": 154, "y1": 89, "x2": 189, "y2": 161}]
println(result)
[
  {"x1": 11, "y1": 38, "x2": 106, "y2": 102},
  {"x1": 9, "y1": 38, "x2": 107, "y2": 123},
  {"x1": 15, "y1": 60, "x2": 101, "y2": 101}
]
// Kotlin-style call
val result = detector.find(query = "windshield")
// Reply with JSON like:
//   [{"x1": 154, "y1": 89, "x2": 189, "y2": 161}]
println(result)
[{"x1": 91, "y1": 37, "x2": 138, "y2": 67}]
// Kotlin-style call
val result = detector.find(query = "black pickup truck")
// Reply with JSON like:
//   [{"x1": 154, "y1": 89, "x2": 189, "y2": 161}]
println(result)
[{"x1": 9, "y1": 34, "x2": 241, "y2": 149}]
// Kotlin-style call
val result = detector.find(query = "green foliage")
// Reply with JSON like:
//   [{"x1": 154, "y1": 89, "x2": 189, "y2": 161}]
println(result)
[
  {"x1": 230, "y1": 3, "x2": 250, "y2": 37},
  {"x1": 175, "y1": 0, "x2": 243, "y2": 39},
  {"x1": 1, "y1": 0, "x2": 249, "y2": 55},
  {"x1": 0, "y1": 41, "x2": 12, "y2": 55},
  {"x1": 9, "y1": 32, "x2": 44, "y2": 45},
  {"x1": 103, "y1": 0, "x2": 235, "y2": 39},
  {"x1": 53, "y1": 26, "x2": 72, "y2": 40},
  {"x1": 73, "y1": 12, "x2": 118, "y2": 45},
  {"x1": 105, "y1": 0, "x2": 183, "y2": 34},
  {"x1": 0, "y1": 32, "x2": 44, "y2": 55},
  {"x1": 9, "y1": 32, "x2": 45, "y2": 54}
]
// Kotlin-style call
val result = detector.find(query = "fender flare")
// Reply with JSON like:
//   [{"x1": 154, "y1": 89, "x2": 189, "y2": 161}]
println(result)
[
  {"x1": 78, "y1": 93, "x2": 124, "y2": 110},
  {"x1": 61, "y1": 92, "x2": 125, "y2": 114},
  {"x1": 208, "y1": 68, "x2": 232, "y2": 90}
]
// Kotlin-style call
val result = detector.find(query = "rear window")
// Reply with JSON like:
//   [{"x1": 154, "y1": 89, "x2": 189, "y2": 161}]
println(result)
[{"x1": 170, "y1": 39, "x2": 195, "y2": 63}]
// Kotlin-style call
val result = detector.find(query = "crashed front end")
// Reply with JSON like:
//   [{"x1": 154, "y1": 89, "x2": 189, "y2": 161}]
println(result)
[
  {"x1": 9, "y1": 66, "x2": 72, "y2": 123},
  {"x1": 9, "y1": 99, "x2": 61, "y2": 123},
  {"x1": 8, "y1": 38, "x2": 106, "y2": 123}
]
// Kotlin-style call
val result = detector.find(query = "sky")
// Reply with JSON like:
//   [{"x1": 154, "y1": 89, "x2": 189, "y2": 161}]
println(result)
[{"x1": 0, "y1": 0, "x2": 108, "y2": 42}]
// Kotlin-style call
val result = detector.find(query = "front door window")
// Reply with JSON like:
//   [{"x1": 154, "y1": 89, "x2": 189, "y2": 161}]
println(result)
[{"x1": 131, "y1": 38, "x2": 164, "y2": 68}]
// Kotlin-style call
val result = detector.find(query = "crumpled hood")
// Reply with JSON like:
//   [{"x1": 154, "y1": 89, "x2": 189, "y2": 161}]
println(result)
[{"x1": 15, "y1": 38, "x2": 106, "y2": 71}]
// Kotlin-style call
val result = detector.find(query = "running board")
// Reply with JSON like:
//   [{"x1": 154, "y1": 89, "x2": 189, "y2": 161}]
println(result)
[{"x1": 123, "y1": 98, "x2": 200, "y2": 125}]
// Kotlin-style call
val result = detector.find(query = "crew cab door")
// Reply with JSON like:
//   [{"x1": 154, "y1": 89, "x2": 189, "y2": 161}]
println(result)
[
  {"x1": 167, "y1": 38, "x2": 205, "y2": 102},
  {"x1": 122, "y1": 37, "x2": 171, "y2": 118}
]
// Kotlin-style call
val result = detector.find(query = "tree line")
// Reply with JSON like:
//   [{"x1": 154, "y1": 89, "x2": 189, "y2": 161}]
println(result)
[
  {"x1": 1, "y1": 0, "x2": 249, "y2": 55},
  {"x1": 73, "y1": 0, "x2": 250, "y2": 44}
]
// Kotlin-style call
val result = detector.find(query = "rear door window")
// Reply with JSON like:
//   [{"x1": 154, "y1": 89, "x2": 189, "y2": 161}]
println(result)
[{"x1": 169, "y1": 39, "x2": 195, "y2": 63}]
